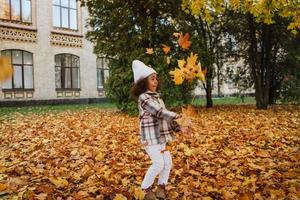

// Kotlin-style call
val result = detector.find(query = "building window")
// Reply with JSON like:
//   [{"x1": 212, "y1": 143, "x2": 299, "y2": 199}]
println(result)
[
  {"x1": 0, "y1": 0, "x2": 32, "y2": 23},
  {"x1": 52, "y1": 0, "x2": 77, "y2": 30},
  {"x1": 96, "y1": 57, "x2": 109, "y2": 91},
  {"x1": 1, "y1": 49, "x2": 34, "y2": 90},
  {"x1": 55, "y1": 54, "x2": 80, "y2": 90}
]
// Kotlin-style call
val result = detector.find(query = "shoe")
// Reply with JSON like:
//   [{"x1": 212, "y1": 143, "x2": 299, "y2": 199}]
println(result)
[
  {"x1": 143, "y1": 186, "x2": 156, "y2": 200},
  {"x1": 156, "y1": 185, "x2": 166, "y2": 199}
]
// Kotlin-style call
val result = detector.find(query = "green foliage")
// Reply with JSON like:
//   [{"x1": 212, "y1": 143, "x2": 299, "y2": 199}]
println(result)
[{"x1": 279, "y1": 35, "x2": 300, "y2": 104}]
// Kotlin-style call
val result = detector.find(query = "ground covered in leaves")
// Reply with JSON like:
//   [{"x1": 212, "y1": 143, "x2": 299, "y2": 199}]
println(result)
[{"x1": 0, "y1": 105, "x2": 299, "y2": 200}]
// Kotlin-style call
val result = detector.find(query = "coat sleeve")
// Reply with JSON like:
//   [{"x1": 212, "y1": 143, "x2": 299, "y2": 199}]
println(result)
[{"x1": 139, "y1": 94, "x2": 178, "y2": 121}]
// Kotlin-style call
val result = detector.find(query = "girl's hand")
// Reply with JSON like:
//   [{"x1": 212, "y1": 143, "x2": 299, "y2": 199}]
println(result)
[{"x1": 175, "y1": 114, "x2": 182, "y2": 119}]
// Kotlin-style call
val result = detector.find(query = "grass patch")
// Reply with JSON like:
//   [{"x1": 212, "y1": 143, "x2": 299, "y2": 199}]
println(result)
[
  {"x1": 192, "y1": 96, "x2": 255, "y2": 106},
  {"x1": 0, "y1": 102, "x2": 117, "y2": 118},
  {"x1": 0, "y1": 97, "x2": 255, "y2": 118}
]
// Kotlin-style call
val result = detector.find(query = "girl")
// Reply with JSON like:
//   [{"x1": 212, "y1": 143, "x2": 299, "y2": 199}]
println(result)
[{"x1": 131, "y1": 60, "x2": 190, "y2": 200}]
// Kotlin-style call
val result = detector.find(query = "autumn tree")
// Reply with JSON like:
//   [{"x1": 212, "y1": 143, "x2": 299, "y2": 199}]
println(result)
[
  {"x1": 182, "y1": 0, "x2": 300, "y2": 109},
  {"x1": 81, "y1": 0, "x2": 211, "y2": 113}
]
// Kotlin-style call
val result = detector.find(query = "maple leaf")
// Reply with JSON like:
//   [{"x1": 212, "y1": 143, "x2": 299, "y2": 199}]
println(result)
[
  {"x1": 162, "y1": 44, "x2": 171, "y2": 54},
  {"x1": 178, "y1": 33, "x2": 191, "y2": 49},
  {"x1": 145, "y1": 48, "x2": 153, "y2": 55},
  {"x1": 186, "y1": 52, "x2": 198, "y2": 66},
  {"x1": 169, "y1": 68, "x2": 184, "y2": 85},
  {"x1": 178, "y1": 59, "x2": 186, "y2": 68},
  {"x1": 0, "y1": 56, "x2": 13, "y2": 82},
  {"x1": 195, "y1": 64, "x2": 206, "y2": 82}
]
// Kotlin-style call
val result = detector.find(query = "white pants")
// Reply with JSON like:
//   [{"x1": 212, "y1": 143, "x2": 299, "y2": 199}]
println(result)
[{"x1": 141, "y1": 143, "x2": 172, "y2": 189}]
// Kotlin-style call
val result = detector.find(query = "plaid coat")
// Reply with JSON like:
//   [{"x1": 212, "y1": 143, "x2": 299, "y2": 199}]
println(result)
[{"x1": 138, "y1": 91, "x2": 181, "y2": 145}]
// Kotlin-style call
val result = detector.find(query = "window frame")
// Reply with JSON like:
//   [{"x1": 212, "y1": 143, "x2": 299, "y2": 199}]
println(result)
[
  {"x1": 55, "y1": 53, "x2": 80, "y2": 90},
  {"x1": 52, "y1": 0, "x2": 78, "y2": 30},
  {"x1": 0, "y1": 0, "x2": 32, "y2": 23},
  {"x1": 1, "y1": 49, "x2": 34, "y2": 91},
  {"x1": 96, "y1": 57, "x2": 109, "y2": 91}
]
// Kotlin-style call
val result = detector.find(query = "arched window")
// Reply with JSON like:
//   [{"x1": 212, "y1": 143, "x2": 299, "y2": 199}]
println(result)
[
  {"x1": 0, "y1": 0, "x2": 32, "y2": 23},
  {"x1": 52, "y1": 0, "x2": 77, "y2": 30},
  {"x1": 55, "y1": 54, "x2": 80, "y2": 89},
  {"x1": 1, "y1": 49, "x2": 34, "y2": 90},
  {"x1": 96, "y1": 57, "x2": 109, "y2": 91}
]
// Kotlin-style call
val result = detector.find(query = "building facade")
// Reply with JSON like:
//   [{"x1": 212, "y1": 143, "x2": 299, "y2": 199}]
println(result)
[{"x1": 0, "y1": 0, "x2": 109, "y2": 105}]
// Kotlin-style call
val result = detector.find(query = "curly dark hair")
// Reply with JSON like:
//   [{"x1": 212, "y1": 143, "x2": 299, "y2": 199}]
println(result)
[{"x1": 131, "y1": 76, "x2": 160, "y2": 100}]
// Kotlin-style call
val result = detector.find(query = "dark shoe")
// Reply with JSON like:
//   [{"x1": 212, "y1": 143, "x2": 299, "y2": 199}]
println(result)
[
  {"x1": 156, "y1": 185, "x2": 166, "y2": 199},
  {"x1": 143, "y1": 187, "x2": 156, "y2": 200}
]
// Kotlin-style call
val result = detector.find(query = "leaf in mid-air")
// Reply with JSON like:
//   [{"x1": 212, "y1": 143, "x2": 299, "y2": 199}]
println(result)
[
  {"x1": 146, "y1": 48, "x2": 154, "y2": 54},
  {"x1": 178, "y1": 33, "x2": 191, "y2": 49},
  {"x1": 169, "y1": 68, "x2": 184, "y2": 85},
  {"x1": 0, "y1": 56, "x2": 13, "y2": 82},
  {"x1": 178, "y1": 59, "x2": 186, "y2": 68},
  {"x1": 162, "y1": 44, "x2": 171, "y2": 54}
]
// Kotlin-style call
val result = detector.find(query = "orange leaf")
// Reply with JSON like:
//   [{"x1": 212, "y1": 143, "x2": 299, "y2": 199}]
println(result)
[
  {"x1": 178, "y1": 33, "x2": 191, "y2": 49},
  {"x1": 161, "y1": 44, "x2": 171, "y2": 54},
  {"x1": 0, "y1": 183, "x2": 7, "y2": 192}
]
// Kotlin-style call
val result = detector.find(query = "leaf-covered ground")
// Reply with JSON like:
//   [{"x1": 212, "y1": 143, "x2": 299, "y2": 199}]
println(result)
[{"x1": 0, "y1": 105, "x2": 299, "y2": 200}]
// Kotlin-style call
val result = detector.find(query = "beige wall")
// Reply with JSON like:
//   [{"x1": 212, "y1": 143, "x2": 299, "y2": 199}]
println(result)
[{"x1": 0, "y1": 1, "x2": 99, "y2": 101}]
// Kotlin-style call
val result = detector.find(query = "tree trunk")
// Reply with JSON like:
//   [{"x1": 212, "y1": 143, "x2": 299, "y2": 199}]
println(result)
[
  {"x1": 248, "y1": 15, "x2": 273, "y2": 109},
  {"x1": 205, "y1": 80, "x2": 213, "y2": 108}
]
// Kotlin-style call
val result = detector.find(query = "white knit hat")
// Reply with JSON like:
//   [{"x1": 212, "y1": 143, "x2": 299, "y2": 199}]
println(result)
[{"x1": 132, "y1": 60, "x2": 157, "y2": 83}]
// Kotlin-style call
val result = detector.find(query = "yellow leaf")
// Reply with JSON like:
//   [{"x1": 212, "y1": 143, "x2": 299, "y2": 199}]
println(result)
[
  {"x1": 146, "y1": 48, "x2": 153, "y2": 55},
  {"x1": 95, "y1": 152, "x2": 104, "y2": 161},
  {"x1": 162, "y1": 44, "x2": 171, "y2": 54},
  {"x1": 242, "y1": 175, "x2": 257, "y2": 186},
  {"x1": 134, "y1": 187, "x2": 145, "y2": 200},
  {"x1": 114, "y1": 194, "x2": 127, "y2": 200},
  {"x1": 186, "y1": 52, "x2": 198, "y2": 67},
  {"x1": 195, "y1": 69, "x2": 206, "y2": 82},
  {"x1": 173, "y1": 32, "x2": 181, "y2": 37},
  {"x1": 0, "y1": 166, "x2": 7, "y2": 173},
  {"x1": 48, "y1": 177, "x2": 68, "y2": 188},
  {"x1": 169, "y1": 68, "x2": 184, "y2": 85},
  {"x1": 121, "y1": 178, "x2": 130, "y2": 186},
  {"x1": 0, "y1": 56, "x2": 13, "y2": 82},
  {"x1": 178, "y1": 59, "x2": 186, "y2": 68}
]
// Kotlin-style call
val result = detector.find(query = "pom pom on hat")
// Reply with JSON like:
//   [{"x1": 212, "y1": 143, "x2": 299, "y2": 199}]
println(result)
[{"x1": 132, "y1": 60, "x2": 157, "y2": 83}]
